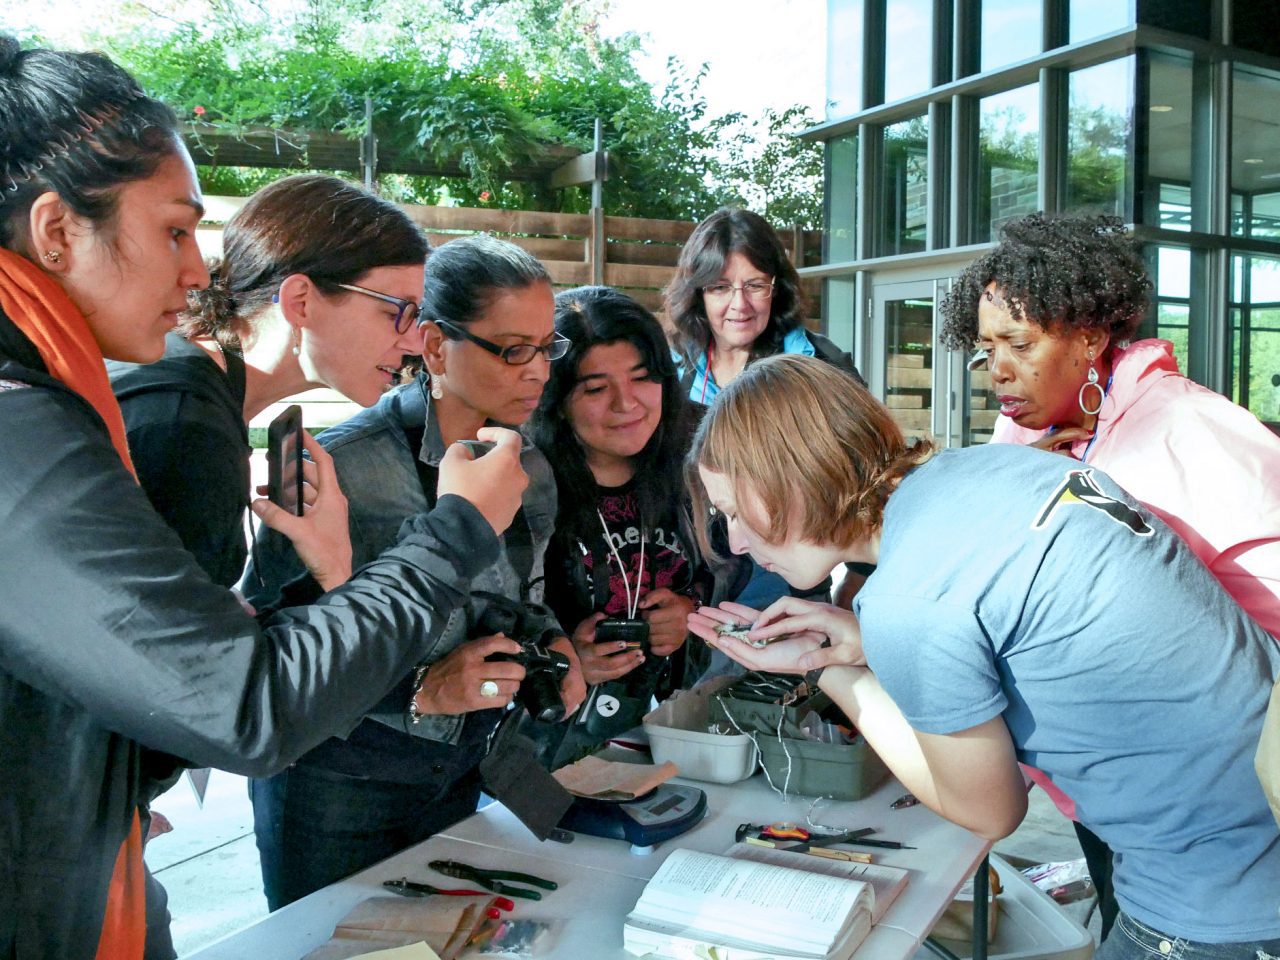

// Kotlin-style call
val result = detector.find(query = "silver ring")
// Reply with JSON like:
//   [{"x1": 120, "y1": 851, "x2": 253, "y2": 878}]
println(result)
[{"x1": 479, "y1": 680, "x2": 500, "y2": 699}]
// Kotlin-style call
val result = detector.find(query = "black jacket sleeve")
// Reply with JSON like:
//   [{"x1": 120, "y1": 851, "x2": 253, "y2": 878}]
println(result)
[{"x1": 0, "y1": 384, "x2": 500, "y2": 777}]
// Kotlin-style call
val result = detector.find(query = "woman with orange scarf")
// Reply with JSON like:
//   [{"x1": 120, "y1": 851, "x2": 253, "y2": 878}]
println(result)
[{"x1": 0, "y1": 36, "x2": 528, "y2": 959}]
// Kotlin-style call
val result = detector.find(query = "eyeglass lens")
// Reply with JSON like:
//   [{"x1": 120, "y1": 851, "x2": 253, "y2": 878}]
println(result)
[{"x1": 703, "y1": 280, "x2": 774, "y2": 302}]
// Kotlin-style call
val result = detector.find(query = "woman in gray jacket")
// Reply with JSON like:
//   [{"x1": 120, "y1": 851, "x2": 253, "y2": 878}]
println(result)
[{"x1": 0, "y1": 37, "x2": 525, "y2": 958}]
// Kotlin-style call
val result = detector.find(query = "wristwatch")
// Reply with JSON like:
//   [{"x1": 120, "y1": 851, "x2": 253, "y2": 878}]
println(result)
[{"x1": 407, "y1": 664, "x2": 429, "y2": 724}]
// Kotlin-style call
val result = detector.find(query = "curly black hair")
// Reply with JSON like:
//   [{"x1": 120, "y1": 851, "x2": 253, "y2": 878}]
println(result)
[{"x1": 938, "y1": 213, "x2": 1152, "y2": 351}]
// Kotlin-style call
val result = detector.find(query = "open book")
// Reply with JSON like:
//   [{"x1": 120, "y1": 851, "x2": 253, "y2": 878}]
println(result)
[{"x1": 623, "y1": 848, "x2": 879, "y2": 960}]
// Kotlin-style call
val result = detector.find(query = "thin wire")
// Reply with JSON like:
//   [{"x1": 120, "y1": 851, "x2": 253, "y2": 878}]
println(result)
[{"x1": 598, "y1": 510, "x2": 646, "y2": 619}]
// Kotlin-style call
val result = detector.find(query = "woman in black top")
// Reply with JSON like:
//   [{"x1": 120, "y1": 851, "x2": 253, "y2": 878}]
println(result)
[{"x1": 529, "y1": 286, "x2": 708, "y2": 765}]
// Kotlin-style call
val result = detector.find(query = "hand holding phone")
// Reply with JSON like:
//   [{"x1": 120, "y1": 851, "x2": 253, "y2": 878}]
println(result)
[
  {"x1": 594, "y1": 618, "x2": 650, "y2": 652},
  {"x1": 266, "y1": 404, "x2": 304, "y2": 517}
]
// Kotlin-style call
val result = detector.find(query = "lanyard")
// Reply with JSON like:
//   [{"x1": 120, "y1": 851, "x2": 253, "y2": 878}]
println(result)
[{"x1": 698, "y1": 341, "x2": 714, "y2": 406}]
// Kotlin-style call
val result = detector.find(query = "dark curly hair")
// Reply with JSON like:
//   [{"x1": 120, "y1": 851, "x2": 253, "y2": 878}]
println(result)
[
  {"x1": 938, "y1": 213, "x2": 1152, "y2": 351},
  {"x1": 664, "y1": 208, "x2": 808, "y2": 368}
]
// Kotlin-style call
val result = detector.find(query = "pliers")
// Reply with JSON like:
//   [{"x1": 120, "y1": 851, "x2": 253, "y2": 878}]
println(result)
[
  {"x1": 382, "y1": 877, "x2": 514, "y2": 913},
  {"x1": 428, "y1": 859, "x2": 558, "y2": 901}
]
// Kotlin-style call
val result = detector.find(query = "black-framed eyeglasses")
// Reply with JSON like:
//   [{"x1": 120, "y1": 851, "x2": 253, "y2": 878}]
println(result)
[
  {"x1": 336, "y1": 282, "x2": 422, "y2": 334},
  {"x1": 435, "y1": 318, "x2": 571, "y2": 365}
]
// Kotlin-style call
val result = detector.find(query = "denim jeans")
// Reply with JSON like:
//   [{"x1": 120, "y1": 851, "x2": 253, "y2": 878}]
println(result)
[
  {"x1": 1098, "y1": 911, "x2": 1280, "y2": 960},
  {"x1": 249, "y1": 762, "x2": 483, "y2": 910}
]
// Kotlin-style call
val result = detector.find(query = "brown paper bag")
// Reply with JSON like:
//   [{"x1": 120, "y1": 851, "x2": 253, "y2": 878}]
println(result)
[
  {"x1": 1257, "y1": 680, "x2": 1280, "y2": 829},
  {"x1": 930, "y1": 865, "x2": 1001, "y2": 944},
  {"x1": 301, "y1": 896, "x2": 490, "y2": 960}
]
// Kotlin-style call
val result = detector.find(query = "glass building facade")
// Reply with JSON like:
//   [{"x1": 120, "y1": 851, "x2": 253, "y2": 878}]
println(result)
[{"x1": 808, "y1": 0, "x2": 1280, "y2": 442}]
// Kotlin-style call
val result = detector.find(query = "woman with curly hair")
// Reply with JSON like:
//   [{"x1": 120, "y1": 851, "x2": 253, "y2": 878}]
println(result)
[
  {"x1": 687, "y1": 355, "x2": 1280, "y2": 960},
  {"x1": 939, "y1": 211, "x2": 1280, "y2": 939}
]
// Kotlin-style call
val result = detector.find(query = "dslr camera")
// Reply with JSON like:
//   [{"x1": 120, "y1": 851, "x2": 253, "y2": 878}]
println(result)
[{"x1": 475, "y1": 594, "x2": 571, "y2": 723}]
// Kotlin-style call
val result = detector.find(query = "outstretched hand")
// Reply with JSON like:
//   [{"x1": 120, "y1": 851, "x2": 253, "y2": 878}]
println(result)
[
  {"x1": 688, "y1": 597, "x2": 866, "y2": 676},
  {"x1": 251, "y1": 431, "x2": 352, "y2": 592}
]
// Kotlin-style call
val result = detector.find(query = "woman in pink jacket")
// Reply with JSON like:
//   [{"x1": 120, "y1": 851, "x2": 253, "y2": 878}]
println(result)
[{"x1": 939, "y1": 211, "x2": 1280, "y2": 940}]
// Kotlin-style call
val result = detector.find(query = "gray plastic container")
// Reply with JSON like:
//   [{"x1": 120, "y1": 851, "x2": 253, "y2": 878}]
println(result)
[
  {"x1": 710, "y1": 679, "x2": 831, "y2": 739},
  {"x1": 756, "y1": 732, "x2": 889, "y2": 800}
]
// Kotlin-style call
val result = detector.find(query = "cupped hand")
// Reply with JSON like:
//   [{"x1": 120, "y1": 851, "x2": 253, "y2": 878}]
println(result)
[
  {"x1": 437, "y1": 427, "x2": 529, "y2": 536},
  {"x1": 547, "y1": 635, "x2": 587, "y2": 716},
  {"x1": 1029, "y1": 426, "x2": 1092, "y2": 458},
  {"x1": 251, "y1": 432, "x2": 353, "y2": 591},
  {"x1": 752, "y1": 596, "x2": 867, "y2": 668},
  {"x1": 638, "y1": 588, "x2": 694, "y2": 657},
  {"x1": 412, "y1": 634, "x2": 525, "y2": 716},
  {"x1": 570, "y1": 613, "x2": 643, "y2": 685}
]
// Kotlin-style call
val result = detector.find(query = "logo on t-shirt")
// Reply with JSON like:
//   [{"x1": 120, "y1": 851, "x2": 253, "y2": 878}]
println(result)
[{"x1": 1031, "y1": 468, "x2": 1153, "y2": 537}]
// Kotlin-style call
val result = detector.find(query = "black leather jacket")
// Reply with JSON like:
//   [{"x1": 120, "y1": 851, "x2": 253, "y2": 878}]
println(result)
[{"x1": 0, "y1": 310, "x2": 501, "y2": 959}]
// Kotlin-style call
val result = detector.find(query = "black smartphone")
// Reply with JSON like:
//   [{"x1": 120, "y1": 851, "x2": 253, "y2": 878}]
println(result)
[
  {"x1": 595, "y1": 618, "x2": 650, "y2": 652},
  {"x1": 266, "y1": 404, "x2": 304, "y2": 516},
  {"x1": 457, "y1": 439, "x2": 496, "y2": 458}
]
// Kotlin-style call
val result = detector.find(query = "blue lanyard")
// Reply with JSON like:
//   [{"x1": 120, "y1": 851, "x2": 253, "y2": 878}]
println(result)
[{"x1": 1046, "y1": 373, "x2": 1113, "y2": 463}]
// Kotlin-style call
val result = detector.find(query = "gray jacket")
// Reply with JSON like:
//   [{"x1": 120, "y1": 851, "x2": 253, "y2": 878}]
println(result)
[
  {"x1": 0, "y1": 310, "x2": 501, "y2": 959},
  {"x1": 243, "y1": 375, "x2": 562, "y2": 773}
]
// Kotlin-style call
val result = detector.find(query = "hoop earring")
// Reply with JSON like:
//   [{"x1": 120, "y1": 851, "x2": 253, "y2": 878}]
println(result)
[
  {"x1": 430, "y1": 374, "x2": 444, "y2": 401},
  {"x1": 1078, "y1": 349, "x2": 1104, "y2": 416},
  {"x1": 42, "y1": 250, "x2": 62, "y2": 265}
]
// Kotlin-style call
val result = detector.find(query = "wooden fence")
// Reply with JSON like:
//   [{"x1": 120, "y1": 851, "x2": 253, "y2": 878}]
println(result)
[{"x1": 198, "y1": 198, "x2": 823, "y2": 323}]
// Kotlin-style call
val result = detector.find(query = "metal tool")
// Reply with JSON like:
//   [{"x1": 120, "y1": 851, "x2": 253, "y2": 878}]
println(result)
[
  {"x1": 428, "y1": 860, "x2": 558, "y2": 901},
  {"x1": 382, "y1": 878, "x2": 513, "y2": 912}
]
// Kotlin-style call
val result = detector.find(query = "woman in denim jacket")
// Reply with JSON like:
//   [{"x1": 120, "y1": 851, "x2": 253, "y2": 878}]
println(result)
[{"x1": 243, "y1": 235, "x2": 586, "y2": 909}]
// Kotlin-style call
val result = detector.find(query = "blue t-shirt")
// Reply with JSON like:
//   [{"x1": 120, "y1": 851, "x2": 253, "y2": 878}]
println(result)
[{"x1": 857, "y1": 444, "x2": 1280, "y2": 943}]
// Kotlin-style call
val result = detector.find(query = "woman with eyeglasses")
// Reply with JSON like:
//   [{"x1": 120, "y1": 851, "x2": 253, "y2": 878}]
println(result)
[
  {"x1": 666, "y1": 207, "x2": 869, "y2": 619},
  {"x1": 0, "y1": 37, "x2": 527, "y2": 958},
  {"x1": 108, "y1": 174, "x2": 427, "y2": 593},
  {"x1": 243, "y1": 233, "x2": 586, "y2": 910},
  {"x1": 527, "y1": 286, "x2": 711, "y2": 767}
]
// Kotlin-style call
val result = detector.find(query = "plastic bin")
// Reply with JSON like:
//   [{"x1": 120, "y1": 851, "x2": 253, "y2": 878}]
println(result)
[
  {"x1": 755, "y1": 731, "x2": 889, "y2": 801},
  {"x1": 643, "y1": 681, "x2": 758, "y2": 784},
  {"x1": 710, "y1": 674, "x2": 832, "y2": 738},
  {"x1": 918, "y1": 854, "x2": 1094, "y2": 960}
]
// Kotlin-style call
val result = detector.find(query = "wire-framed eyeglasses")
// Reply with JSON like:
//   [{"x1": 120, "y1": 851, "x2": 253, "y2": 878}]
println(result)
[
  {"x1": 701, "y1": 279, "x2": 775, "y2": 304},
  {"x1": 435, "y1": 318, "x2": 571, "y2": 365},
  {"x1": 336, "y1": 282, "x2": 423, "y2": 334}
]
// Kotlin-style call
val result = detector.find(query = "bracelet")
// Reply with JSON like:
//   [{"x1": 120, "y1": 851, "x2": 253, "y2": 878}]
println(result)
[{"x1": 407, "y1": 665, "x2": 429, "y2": 725}]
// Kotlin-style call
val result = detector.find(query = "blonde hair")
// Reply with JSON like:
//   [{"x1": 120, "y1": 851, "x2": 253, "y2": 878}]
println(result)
[{"x1": 687, "y1": 355, "x2": 934, "y2": 553}]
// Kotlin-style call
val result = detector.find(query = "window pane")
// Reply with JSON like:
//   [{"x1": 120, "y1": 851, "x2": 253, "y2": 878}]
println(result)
[
  {"x1": 980, "y1": 0, "x2": 1042, "y2": 73},
  {"x1": 977, "y1": 83, "x2": 1040, "y2": 243},
  {"x1": 879, "y1": 116, "x2": 928, "y2": 256},
  {"x1": 1232, "y1": 0, "x2": 1280, "y2": 59},
  {"x1": 884, "y1": 296, "x2": 935, "y2": 441},
  {"x1": 1144, "y1": 53, "x2": 1194, "y2": 229},
  {"x1": 885, "y1": 0, "x2": 933, "y2": 103},
  {"x1": 827, "y1": 0, "x2": 864, "y2": 117},
  {"x1": 1065, "y1": 57, "x2": 1134, "y2": 217},
  {"x1": 1230, "y1": 254, "x2": 1280, "y2": 424},
  {"x1": 827, "y1": 134, "x2": 858, "y2": 262},
  {"x1": 1231, "y1": 69, "x2": 1280, "y2": 239},
  {"x1": 1158, "y1": 247, "x2": 1191, "y2": 299},
  {"x1": 1069, "y1": 0, "x2": 1132, "y2": 44},
  {"x1": 1157, "y1": 303, "x2": 1190, "y2": 374}
]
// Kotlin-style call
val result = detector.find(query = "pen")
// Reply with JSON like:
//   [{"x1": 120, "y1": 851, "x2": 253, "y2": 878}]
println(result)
[{"x1": 849, "y1": 838, "x2": 914, "y2": 850}]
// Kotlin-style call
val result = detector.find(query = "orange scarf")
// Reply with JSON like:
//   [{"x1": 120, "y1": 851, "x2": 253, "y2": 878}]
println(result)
[
  {"x1": 0, "y1": 248, "x2": 145, "y2": 956},
  {"x1": 0, "y1": 247, "x2": 136, "y2": 478}
]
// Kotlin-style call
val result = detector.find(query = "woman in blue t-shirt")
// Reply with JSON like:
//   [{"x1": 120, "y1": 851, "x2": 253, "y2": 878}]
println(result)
[
  {"x1": 529, "y1": 286, "x2": 709, "y2": 765},
  {"x1": 687, "y1": 354, "x2": 1280, "y2": 960}
]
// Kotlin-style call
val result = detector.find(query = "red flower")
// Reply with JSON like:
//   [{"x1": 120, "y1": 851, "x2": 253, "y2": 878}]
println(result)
[
  {"x1": 479, "y1": 190, "x2": 492, "y2": 202},
  {"x1": 193, "y1": 105, "x2": 206, "y2": 116}
]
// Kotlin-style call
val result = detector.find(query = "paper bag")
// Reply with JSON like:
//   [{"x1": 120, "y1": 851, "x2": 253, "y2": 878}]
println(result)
[
  {"x1": 930, "y1": 865, "x2": 1001, "y2": 944},
  {"x1": 301, "y1": 896, "x2": 490, "y2": 960}
]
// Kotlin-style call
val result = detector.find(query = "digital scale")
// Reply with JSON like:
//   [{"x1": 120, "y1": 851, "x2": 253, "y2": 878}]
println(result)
[{"x1": 559, "y1": 783, "x2": 707, "y2": 850}]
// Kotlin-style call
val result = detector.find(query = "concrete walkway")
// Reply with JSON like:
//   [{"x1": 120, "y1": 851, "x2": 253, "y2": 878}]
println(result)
[{"x1": 147, "y1": 770, "x2": 1097, "y2": 957}]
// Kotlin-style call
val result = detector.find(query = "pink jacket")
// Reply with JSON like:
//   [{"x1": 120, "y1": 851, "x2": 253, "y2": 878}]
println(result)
[{"x1": 994, "y1": 339, "x2": 1280, "y2": 818}]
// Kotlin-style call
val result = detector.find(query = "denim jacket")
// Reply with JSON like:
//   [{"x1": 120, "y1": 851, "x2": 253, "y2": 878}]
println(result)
[{"x1": 244, "y1": 375, "x2": 562, "y2": 769}]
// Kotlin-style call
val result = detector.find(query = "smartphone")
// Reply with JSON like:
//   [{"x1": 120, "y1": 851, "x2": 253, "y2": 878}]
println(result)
[
  {"x1": 457, "y1": 439, "x2": 496, "y2": 458},
  {"x1": 595, "y1": 618, "x2": 650, "y2": 652},
  {"x1": 266, "y1": 404, "x2": 304, "y2": 516}
]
